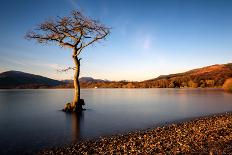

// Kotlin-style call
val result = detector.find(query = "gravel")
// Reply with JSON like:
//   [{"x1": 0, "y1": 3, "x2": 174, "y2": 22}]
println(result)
[{"x1": 39, "y1": 112, "x2": 232, "y2": 154}]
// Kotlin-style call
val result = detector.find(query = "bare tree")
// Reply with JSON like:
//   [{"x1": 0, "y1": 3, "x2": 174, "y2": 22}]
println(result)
[{"x1": 26, "y1": 10, "x2": 110, "y2": 112}]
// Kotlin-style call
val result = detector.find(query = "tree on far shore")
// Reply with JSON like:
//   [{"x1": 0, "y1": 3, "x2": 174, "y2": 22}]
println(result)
[{"x1": 26, "y1": 10, "x2": 110, "y2": 112}]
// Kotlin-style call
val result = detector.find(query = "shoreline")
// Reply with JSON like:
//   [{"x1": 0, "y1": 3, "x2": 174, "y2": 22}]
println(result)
[
  {"x1": 0, "y1": 87, "x2": 224, "y2": 90},
  {"x1": 39, "y1": 112, "x2": 232, "y2": 154}
]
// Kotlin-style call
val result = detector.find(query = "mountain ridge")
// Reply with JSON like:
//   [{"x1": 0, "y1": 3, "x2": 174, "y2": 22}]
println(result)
[
  {"x1": 1, "y1": 63, "x2": 232, "y2": 88},
  {"x1": 78, "y1": 63, "x2": 232, "y2": 88},
  {"x1": 0, "y1": 70, "x2": 64, "y2": 88}
]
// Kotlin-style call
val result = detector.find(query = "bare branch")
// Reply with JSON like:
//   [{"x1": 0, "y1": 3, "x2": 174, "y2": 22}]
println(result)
[
  {"x1": 57, "y1": 67, "x2": 76, "y2": 72},
  {"x1": 81, "y1": 29, "x2": 109, "y2": 49},
  {"x1": 26, "y1": 10, "x2": 110, "y2": 56}
]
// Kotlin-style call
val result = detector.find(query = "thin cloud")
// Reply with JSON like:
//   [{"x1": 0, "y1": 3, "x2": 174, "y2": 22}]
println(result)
[
  {"x1": 134, "y1": 30, "x2": 154, "y2": 51},
  {"x1": 0, "y1": 57, "x2": 28, "y2": 66},
  {"x1": 143, "y1": 36, "x2": 152, "y2": 50},
  {"x1": 32, "y1": 62, "x2": 69, "y2": 71}
]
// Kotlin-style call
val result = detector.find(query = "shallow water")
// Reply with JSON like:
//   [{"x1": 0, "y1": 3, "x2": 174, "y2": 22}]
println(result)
[{"x1": 0, "y1": 88, "x2": 231, "y2": 154}]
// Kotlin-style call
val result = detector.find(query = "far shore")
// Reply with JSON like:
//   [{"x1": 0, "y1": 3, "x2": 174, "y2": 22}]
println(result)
[
  {"x1": 0, "y1": 87, "x2": 225, "y2": 89},
  {"x1": 39, "y1": 112, "x2": 232, "y2": 154}
]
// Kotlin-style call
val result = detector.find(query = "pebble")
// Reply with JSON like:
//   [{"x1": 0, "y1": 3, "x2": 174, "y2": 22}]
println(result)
[{"x1": 39, "y1": 112, "x2": 232, "y2": 154}]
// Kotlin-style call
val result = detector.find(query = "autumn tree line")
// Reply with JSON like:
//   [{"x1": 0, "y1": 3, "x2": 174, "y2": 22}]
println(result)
[{"x1": 75, "y1": 63, "x2": 232, "y2": 89}]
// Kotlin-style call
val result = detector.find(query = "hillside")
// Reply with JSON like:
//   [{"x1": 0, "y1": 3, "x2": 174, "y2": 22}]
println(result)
[
  {"x1": 79, "y1": 77, "x2": 110, "y2": 83},
  {"x1": 79, "y1": 63, "x2": 232, "y2": 88},
  {"x1": 143, "y1": 63, "x2": 232, "y2": 88},
  {"x1": 0, "y1": 71, "x2": 64, "y2": 88},
  {"x1": 1, "y1": 63, "x2": 232, "y2": 89},
  {"x1": 57, "y1": 77, "x2": 110, "y2": 88}
]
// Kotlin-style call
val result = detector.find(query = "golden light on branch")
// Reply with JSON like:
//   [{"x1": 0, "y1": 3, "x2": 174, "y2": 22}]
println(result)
[{"x1": 26, "y1": 10, "x2": 110, "y2": 52}]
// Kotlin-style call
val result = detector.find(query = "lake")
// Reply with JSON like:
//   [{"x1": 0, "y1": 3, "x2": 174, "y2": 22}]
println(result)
[{"x1": 0, "y1": 88, "x2": 231, "y2": 154}]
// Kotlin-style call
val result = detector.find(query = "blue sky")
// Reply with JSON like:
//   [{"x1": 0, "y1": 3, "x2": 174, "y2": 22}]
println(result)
[{"x1": 0, "y1": 0, "x2": 232, "y2": 81}]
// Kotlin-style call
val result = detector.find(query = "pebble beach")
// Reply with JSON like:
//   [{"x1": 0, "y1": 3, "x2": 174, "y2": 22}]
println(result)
[{"x1": 39, "y1": 112, "x2": 232, "y2": 154}]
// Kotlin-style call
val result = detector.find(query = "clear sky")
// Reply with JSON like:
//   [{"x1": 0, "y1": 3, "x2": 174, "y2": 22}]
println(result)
[{"x1": 0, "y1": 0, "x2": 232, "y2": 81}]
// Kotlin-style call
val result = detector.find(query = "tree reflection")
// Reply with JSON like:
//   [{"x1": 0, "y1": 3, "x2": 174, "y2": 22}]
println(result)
[{"x1": 65, "y1": 111, "x2": 84, "y2": 142}]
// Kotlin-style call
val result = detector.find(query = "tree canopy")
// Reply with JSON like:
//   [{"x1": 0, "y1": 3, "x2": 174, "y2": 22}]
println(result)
[{"x1": 26, "y1": 11, "x2": 110, "y2": 56}]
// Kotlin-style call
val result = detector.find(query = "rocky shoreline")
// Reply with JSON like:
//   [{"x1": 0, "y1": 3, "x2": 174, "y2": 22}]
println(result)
[{"x1": 39, "y1": 113, "x2": 232, "y2": 154}]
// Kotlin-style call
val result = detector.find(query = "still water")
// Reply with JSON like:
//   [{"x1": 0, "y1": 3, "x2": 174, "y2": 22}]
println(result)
[{"x1": 0, "y1": 88, "x2": 231, "y2": 154}]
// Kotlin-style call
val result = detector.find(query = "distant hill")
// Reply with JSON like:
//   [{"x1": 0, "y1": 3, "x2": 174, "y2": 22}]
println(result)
[
  {"x1": 80, "y1": 77, "x2": 110, "y2": 83},
  {"x1": 58, "y1": 77, "x2": 110, "y2": 88},
  {"x1": 0, "y1": 71, "x2": 64, "y2": 88},
  {"x1": 148, "y1": 63, "x2": 232, "y2": 81},
  {"x1": 143, "y1": 63, "x2": 232, "y2": 88},
  {"x1": 1, "y1": 63, "x2": 232, "y2": 89},
  {"x1": 61, "y1": 77, "x2": 109, "y2": 84},
  {"x1": 78, "y1": 63, "x2": 232, "y2": 88}
]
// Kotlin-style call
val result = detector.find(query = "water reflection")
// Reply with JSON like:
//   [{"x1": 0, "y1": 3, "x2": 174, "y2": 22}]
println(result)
[
  {"x1": 0, "y1": 89, "x2": 231, "y2": 155},
  {"x1": 66, "y1": 111, "x2": 84, "y2": 142}
]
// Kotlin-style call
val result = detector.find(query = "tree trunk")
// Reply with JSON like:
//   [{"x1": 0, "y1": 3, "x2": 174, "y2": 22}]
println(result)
[{"x1": 72, "y1": 55, "x2": 80, "y2": 108}]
